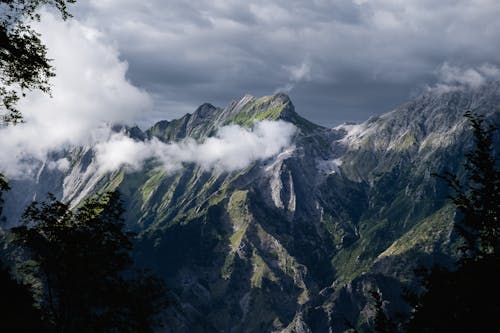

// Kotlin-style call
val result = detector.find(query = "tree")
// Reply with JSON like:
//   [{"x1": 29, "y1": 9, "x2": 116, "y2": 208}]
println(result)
[
  {"x1": 0, "y1": 261, "x2": 49, "y2": 332},
  {"x1": 1, "y1": 0, "x2": 75, "y2": 123},
  {"x1": 406, "y1": 113, "x2": 500, "y2": 332},
  {"x1": 441, "y1": 111, "x2": 500, "y2": 258},
  {"x1": 0, "y1": 0, "x2": 77, "y2": 243},
  {"x1": 12, "y1": 191, "x2": 169, "y2": 333},
  {"x1": 0, "y1": 172, "x2": 9, "y2": 220},
  {"x1": 406, "y1": 256, "x2": 500, "y2": 333},
  {"x1": 0, "y1": 0, "x2": 76, "y2": 227},
  {"x1": 1, "y1": 173, "x2": 48, "y2": 332},
  {"x1": 370, "y1": 290, "x2": 398, "y2": 333}
]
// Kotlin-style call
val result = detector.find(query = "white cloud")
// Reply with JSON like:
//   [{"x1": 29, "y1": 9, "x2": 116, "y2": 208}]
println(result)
[
  {"x1": 0, "y1": 11, "x2": 297, "y2": 180},
  {"x1": 438, "y1": 63, "x2": 485, "y2": 89},
  {"x1": 47, "y1": 158, "x2": 71, "y2": 172},
  {"x1": 0, "y1": 12, "x2": 151, "y2": 178},
  {"x1": 288, "y1": 61, "x2": 312, "y2": 82},
  {"x1": 275, "y1": 59, "x2": 312, "y2": 93},
  {"x1": 427, "y1": 62, "x2": 500, "y2": 93},
  {"x1": 95, "y1": 120, "x2": 297, "y2": 174},
  {"x1": 478, "y1": 63, "x2": 500, "y2": 79},
  {"x1": 72, "y1": 0, "x2": 500, "y2": 125}
]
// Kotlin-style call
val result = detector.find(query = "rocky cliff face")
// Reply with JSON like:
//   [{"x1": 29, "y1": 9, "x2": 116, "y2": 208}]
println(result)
[{"x1": 4, "y1": 83, "x2": 500, "y2": 332}]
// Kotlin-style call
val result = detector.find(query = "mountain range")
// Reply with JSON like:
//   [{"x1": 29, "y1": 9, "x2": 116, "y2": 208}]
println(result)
[{"x1": 4, "y1": 82, "x2": 500, "y2": 332}]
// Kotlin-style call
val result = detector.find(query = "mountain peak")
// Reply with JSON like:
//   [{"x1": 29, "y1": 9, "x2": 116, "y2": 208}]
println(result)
[
  {"x1": 272, "y1": 92, "x2": 292, "y2": 104},
  {"x1": 227, "y1": 93, "x2": 289, "y2": 120},
  {"x1": 193, "y1": 103, "x2": 218, "y2": 119},
  {"x1": 270, "y1": 93, "x2": 296, "y2": 121},
  {"x1": 147, "y1": 92, "x2": 324, "y2": 143},
  {"x1": 221, "y1": 92, "x2": 323, "y2": 132}
]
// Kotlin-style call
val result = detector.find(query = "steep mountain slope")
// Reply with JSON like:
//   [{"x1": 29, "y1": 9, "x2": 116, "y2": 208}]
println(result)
[
  {"x1": 316, "y1": 83, "x2": 500, "y2": 332},
  {"x1": 3, "y1": 83, "x2": 500, "y2": 332}
]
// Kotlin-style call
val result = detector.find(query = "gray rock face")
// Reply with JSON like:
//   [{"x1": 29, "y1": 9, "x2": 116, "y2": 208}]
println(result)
[{"x1": 3, "y1": 83, "x2": 500, "y2": 332}]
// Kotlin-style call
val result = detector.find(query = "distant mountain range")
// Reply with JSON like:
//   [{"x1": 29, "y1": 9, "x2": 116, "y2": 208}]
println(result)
[{"x1": 4, "y1": 82, "x2": 500, "y2": 332}]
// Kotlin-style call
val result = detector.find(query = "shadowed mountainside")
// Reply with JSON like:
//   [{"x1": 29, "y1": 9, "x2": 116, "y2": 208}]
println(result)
[{"x1": 4, "y1": 83, "x2": 500, "y2": 332}]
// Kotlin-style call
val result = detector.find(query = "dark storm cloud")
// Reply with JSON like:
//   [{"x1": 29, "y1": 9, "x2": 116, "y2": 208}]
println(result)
[{"x1": 73, "y1": 0, "x2": 500, "y2": 127}]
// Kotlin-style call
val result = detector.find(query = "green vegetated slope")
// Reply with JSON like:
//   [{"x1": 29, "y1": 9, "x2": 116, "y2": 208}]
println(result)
[
  {"x1": 99, "y1": 94, "x2": 333, "y2": 332},
  {"x1": 103, "y1": 87, "x2": 500, "y2": 332},
  {"x1": 5, "y1": 84, "x2": 500, "y2": 332}
]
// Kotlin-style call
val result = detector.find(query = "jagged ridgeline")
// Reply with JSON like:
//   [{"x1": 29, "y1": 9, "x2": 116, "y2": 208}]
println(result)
[{"x1": 4, "y1": 83, "x2": 500, "y2": 332}]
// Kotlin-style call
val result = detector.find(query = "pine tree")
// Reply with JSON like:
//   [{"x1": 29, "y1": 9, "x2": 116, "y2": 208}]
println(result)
[
  {"x1": 0, "y1": 172, "x2": 9, "y2": 219},
  {"x1": 1, "y1": 172, "x2": 48, "y2": 331},
  {"x1": 442, "y1": 111, "x2": 500, "y2": 258},
  {"x1": 370, "y1": 290, "x2": 398, "y2": 333},
  {"x1": 406, "y1": 112, "x2": 500, "y2": 332}
]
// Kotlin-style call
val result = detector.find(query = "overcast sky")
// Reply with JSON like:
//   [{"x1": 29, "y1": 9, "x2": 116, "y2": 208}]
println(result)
[
  {"x1": 2, "y1": 0, "x2": 500, "y2": 178},
  {"x1": 63, "y1": 0, "x2": 500, "y2": 127}
]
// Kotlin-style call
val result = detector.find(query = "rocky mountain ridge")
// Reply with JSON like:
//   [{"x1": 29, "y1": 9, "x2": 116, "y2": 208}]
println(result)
[{"x1": 3, "y1": 82, "x2": 500, "y2": 332}]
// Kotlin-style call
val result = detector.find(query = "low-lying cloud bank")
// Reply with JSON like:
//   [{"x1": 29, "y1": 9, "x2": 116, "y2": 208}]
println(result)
[
  {"x1": 427, "y1": 63, "x2": 500, "y2": 93},
  {"x1": 0, "y1": 12, "x2": 150, "y2": 179},
  {"x1": 0, "y1": 13, "x2": 296, "y2": 180},
  {"x1": 95, "y1": 120, "x2": 297, "y2": 174}
]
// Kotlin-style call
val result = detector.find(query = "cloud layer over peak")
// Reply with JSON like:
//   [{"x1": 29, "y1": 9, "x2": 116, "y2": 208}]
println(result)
[
  {"x1": 0, "y1": 12, "x2": 151, "y2": 178},
  {"x1": 73, "y1": 0, "x2": 500, "y2": 126},
  {"x1": 95, "y1": 120, "x2": 297, "y2": 175},
  {"x1": 423, "y1": 63, "x2": 500, "y2": 93}
]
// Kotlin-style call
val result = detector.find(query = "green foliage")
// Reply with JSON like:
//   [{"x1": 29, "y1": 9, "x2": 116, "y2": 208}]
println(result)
[
  {"x1": 12, "y1": 191, "x2": 169, "y2": 333},
  {"x1": 333, "y1": 216, "x2": 398, "y2": 284},
  {"x1": 406, "y1": 254, "x2": 500, "y2": 333},
  {"x1": 250, "y1": 249, "x2": 278, "y2": 288},
  {"x1": 379, "y1": 205, "x2": 455, "y2": 259},
  {"x1": 0, "y1": 172, "x2": 10, "y2": 219},
  {"x1": 222, "y1": 190, "x2": 250, "y2": 279},
  {"x1": 228, "y1": 105, "x2": 285, "y2": 126},
  {"x1": 439, "y1": 111, "x2": 500, "y2": 258},
  {"x1": 0, "y1": 0, "x2": 76, "y2": 123},
  {"x1": 392, "y1": 133, "x2": 416, "y2": 151},
  {"x1": 0, "y1": 262, "x2": 47, "y2": 332},
  {"x1": 406, "y1": 113, "x2": 500, "y2": 332},
  {"x1": 1, "y1": 173, "x2": 47, "y2": 331},
  {"x1": 370, "y1": 290, "x2": 398, "y2": 333}
]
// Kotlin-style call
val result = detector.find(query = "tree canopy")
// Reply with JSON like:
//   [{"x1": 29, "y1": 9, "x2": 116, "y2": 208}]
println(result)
[
  {"x1": 443, "y1": 112, "x2": 500, "y2": 258},
  {"x1": 12, "y1": 191, "x2": 169, "y2": 333},
  {"x1": 0, "y1": 0, "x2": 75, "y2": 123},
  {"x1": 1, "y1": 3, "x2": 170, "y2": 331},
  {"x1": 0, "y1": 172, "x2": 9, "y2": 218},
  {"x1": 406, "y1": 113, "x2": 500, "y2": 332}
]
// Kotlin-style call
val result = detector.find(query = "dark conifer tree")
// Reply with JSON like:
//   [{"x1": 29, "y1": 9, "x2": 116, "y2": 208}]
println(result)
[
  {"x1": 1, "y1": 171, "x2": 48, "y2": 331},
  {"x1": 12, "y1": 191, "x2": 169, "y2": 333},
  {"x1": 442, "y1": 112, "x2": 500, "y2": 258},
  {"x1": 0, "y1": 173, "x2": 9, "y2": 218},
  {"x1": 406, "y1": 113, "x2": 500, "y2": 332},
  {"x1": 370, "y1": 290, "x2": 397, "y2": 333},
  {"x1": 0, "y1": 262, "x2": 49, "y2": 332}
]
